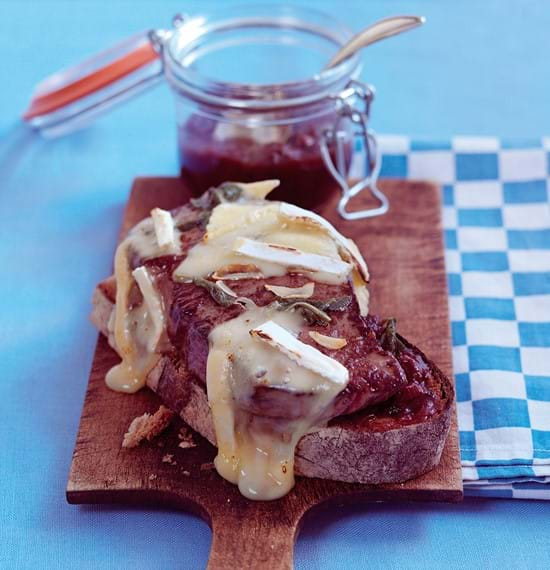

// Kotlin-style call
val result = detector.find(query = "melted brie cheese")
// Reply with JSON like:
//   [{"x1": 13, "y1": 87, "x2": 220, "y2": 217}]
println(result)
[
  {"x1": 126, "y1": 212, "x2": 183, "y2": 260},
  {"x1": 104, "y1": 209, "x2": 183, "y2": 393},
  {"x1": 264, "y1": 282, "x2": 315, "y2": 299},
  {"x1": 250, "y1": 320, "x2": 348, "y2": 384},
  {"x1": 105, "y1": 245, "x2": 163, "y2": 393},
  {"x1": 233, "y1": 238, "x2": 352, "y2": 282},
  {"x1": 207, "y1": 307, "x2": 348, "y2": 500},
  {"x1": 230, "y1": 180, "x2": 280, "y2": 200},
  {"x1": 104, "y1": 187, "x2": 369, "y2": 501},
  {"x1": 151, "y1": 208, "x2": 176, "y2": 250},
  {"x1": 132, "y1": 266, "x2": 166, "y2": 352},
  {"x1": 173, "y1": 201, "x2": 353, "y2": 285}
]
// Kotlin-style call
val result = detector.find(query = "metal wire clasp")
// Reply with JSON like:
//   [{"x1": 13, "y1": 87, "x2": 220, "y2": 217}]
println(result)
[
  {"x1": 148, "y1": 13, "x2": 190, "y2": 56},
  {"x1": 320, "y1": 80, "x2": 388, "y2": 221}
]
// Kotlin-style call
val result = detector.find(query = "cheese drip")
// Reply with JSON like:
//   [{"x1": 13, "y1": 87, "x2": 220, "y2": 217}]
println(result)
[
  {"x1": 105, "y1": 245, "x2": 163, "y2": 393},
  {"x1": 105, "y1": 209, "x2": 181, "y2": 393},
  {"x1": 207, "y1": 307, "x2": 349, "y2": 500}
]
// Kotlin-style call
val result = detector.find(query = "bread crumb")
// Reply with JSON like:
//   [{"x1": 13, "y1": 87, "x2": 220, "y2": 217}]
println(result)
[
  {"x1": 182, "y1": 470, "x2": 190, "y2": 476},
  {"x1": 122, "y1": 405, "x2": 175, "y2": 448},
  {"x1": 200, "y1": 462, "x2": 215, "y2": 471},
  {"x1": 162, "y1": 454, "x2": 174, "y2": 464},
  {"x1": 149, "y1": 474, "x2": 157, "y2": 481},
  {"x1": 177, "y1": 426, "x2": 197, "y2": 449}
]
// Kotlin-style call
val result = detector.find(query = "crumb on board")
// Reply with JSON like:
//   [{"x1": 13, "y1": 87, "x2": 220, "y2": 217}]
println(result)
[
  {"x1": 182, "y1": 470, "x2": 190, "y2": 476},
  {"x1": 149, "y1": 474, "x2": 157, "y2": 481},
  {"x1": 122, "y1": 405, "x2": 175, "y2": 449},
  {"x1": 200, "y1": 462, "x2": 215, "y2": 471},
  {"x1": 177, "y1": 426, "x2": 197, "y2": 449},
  {"x1": 162, "y1": 453, "x2": 175, "y2": 464}
]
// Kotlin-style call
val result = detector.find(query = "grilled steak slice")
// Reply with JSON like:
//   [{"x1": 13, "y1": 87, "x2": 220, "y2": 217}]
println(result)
[
  {"x1": 139, "y1": 253, "x2": 410, "y2": 422},
  {"x1": 111, "y1": 199, "x2": 429, "y2": 426}
]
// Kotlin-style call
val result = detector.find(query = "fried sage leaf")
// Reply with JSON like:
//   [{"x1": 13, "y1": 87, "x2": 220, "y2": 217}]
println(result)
[
  {"x1": 313, "y1": 296, "x2": 352, "y2": 312},
  {"x1": 214, "y1": 183, "x2": 243, "y2": 204},
  {"x1": 380, "y1": 318, "x2": 407, "y2": 354},
  {"x1": 176, "y1": 212, "x2": 210, "y2": 232},
  {"x1": 190, "y1": 183, "x2": 243, "y2": 212},
  {"x1": 272, "y1": 295, "x2": 352, "y2": 326},
  {"x1": 273, "y1": 300, "x2": 329, "y2": 326},
  {"x1": 193, "y1": 277, "x2": 237, "y2": 307},
  {"x1": 190, "y1": 193, "x2": 214, "y2": 210}
]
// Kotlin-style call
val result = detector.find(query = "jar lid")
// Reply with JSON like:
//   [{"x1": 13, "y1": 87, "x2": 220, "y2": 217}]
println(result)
[
  {"x1": 22, "y1": 7, "x2": 360, "y2": 136},
  {"x1": 22, "y1": 31, "x2": 163, "y2": 137}
]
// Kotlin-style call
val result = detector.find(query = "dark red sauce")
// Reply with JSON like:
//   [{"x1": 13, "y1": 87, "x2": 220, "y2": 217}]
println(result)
[{"x1": 178, "y1": 114, "x2": 351, "y2": 210}]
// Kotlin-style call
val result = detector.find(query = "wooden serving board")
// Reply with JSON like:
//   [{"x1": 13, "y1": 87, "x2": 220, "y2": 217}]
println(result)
[{"x1": 68, "y1": 178, "x2": 462, "y2": 570}]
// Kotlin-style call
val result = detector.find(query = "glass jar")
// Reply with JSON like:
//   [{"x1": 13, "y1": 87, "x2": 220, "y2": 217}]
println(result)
[
  {"x1": 23, "y1": 4, "x2": 387, "y2": 219},
  {"x1": 162, "y1": 5, "x2": 360, "y2": 209}
]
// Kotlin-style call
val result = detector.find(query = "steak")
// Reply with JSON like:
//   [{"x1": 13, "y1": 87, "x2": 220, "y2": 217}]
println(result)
[
  {"x1": 90, "y1": 186, "x2": 456, "y2": 490},
  {"x1": 134, "y1": 201, "x2": 438, "y2": 426}
]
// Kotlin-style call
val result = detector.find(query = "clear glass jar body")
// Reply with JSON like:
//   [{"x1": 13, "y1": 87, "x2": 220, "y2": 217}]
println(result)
[
  {"x1": 163, "y1": 5, "x2": 361, "y2": 209},
  {"x1": 175, "y1": 97, "x2": 357, "y2": 209}
]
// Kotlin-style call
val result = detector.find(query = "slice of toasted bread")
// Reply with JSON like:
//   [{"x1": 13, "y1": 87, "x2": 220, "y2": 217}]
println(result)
[{"x1": 92, "y1": 283, "x2": 453, "y2": 485}]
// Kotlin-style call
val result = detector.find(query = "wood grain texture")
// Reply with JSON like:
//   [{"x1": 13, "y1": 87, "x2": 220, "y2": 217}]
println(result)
[{"x1": 67, "y1": 177, "x2": 462, "y2": 570}]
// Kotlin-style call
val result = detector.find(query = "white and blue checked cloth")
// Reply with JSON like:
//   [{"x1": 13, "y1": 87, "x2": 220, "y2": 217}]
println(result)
[{"x1": 352, "y1": 136, "x2": 550, "y2": 500}]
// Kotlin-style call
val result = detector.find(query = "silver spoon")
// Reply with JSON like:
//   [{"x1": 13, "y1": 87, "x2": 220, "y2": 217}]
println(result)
[{"x1": 324, "y1": 15, "x2": 425, "y2": 70}]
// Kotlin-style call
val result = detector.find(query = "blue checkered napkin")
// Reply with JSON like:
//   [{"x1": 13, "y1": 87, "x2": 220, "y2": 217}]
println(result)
[{"x1": 354, "y1": 136, "x2": 550, "y2": 500}]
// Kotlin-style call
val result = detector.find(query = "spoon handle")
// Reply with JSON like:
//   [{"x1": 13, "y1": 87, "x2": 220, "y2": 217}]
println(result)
[{"x1": 324, "y1": 15, "x2": 425, "y2": 70}]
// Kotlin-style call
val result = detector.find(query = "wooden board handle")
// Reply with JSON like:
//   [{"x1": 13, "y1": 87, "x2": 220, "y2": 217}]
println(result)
[{"x1": 207, "y1": 506, "x2": 300, "y2": 570}]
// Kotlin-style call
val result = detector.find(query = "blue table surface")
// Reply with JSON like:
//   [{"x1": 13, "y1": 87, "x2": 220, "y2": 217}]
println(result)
[{"x1": 1, "y1": 1, "x2": 549, "y2": 568}]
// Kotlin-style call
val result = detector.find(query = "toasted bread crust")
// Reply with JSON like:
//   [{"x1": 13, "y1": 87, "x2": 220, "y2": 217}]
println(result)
[
  {"x1": 90, "y1": 280, "x2": 115, "y2": 337},
  {"x1": 92, "y1": 281, "x2": 453, "y2": 484},
  {"x1": 122, "y1": 405, "x2": 175, "y2": 448}
]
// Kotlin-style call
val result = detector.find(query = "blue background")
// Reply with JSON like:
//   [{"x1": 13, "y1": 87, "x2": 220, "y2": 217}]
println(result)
[{"x1": 0, "y1": 1, "x2": 549, "y2": 568}]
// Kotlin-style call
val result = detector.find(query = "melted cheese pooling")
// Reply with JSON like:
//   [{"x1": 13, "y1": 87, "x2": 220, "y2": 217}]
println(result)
[
  {"x1": 207, "y1": 307, "x2": 348, "y2": 500},
  {"x1": 106, "y1": 209, "x2": 181, "y2": 393}
]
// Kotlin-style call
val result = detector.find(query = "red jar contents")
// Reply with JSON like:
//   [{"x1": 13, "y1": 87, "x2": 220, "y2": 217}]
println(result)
[{"x1": 179, "y1": 114, "x2": 351, "y2": 210}]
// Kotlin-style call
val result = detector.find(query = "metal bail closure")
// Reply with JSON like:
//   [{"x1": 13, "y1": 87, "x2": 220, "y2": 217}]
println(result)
[
  {"x1": 320, "y1": 80, "x2": 389, "y2": 221},
  {"x1": 21, "y1": 29, "x2": 170, "y2": 137}
]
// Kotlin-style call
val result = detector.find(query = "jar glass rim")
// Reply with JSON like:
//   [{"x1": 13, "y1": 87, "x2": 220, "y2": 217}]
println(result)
[{"x1": 163, "y1": 4, "x2": 361, "y2": 110}]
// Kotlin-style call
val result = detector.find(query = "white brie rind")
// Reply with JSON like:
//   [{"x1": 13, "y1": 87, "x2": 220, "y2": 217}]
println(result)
[
  {"x1": 344, "y1": 238, "x2": 369, "y2": 282},
  {"x1": 250, "y1": 320, "x2": 349, "y2": 385},
  {"x1": 278, "y1": 203, "x2": 369, "y2": 281},
  {"x1": 151, "y1": 208, "x2": 175, "y2": 250},
  {"x1": 351, "y1": 269, "x2": 370, "y2": 316},
  {"x1": 233, "y1": 237, "x2": 352, "y2": 281},
  {"x1": 132, "y1": 266, "x2": 165, "y2": 352}
]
